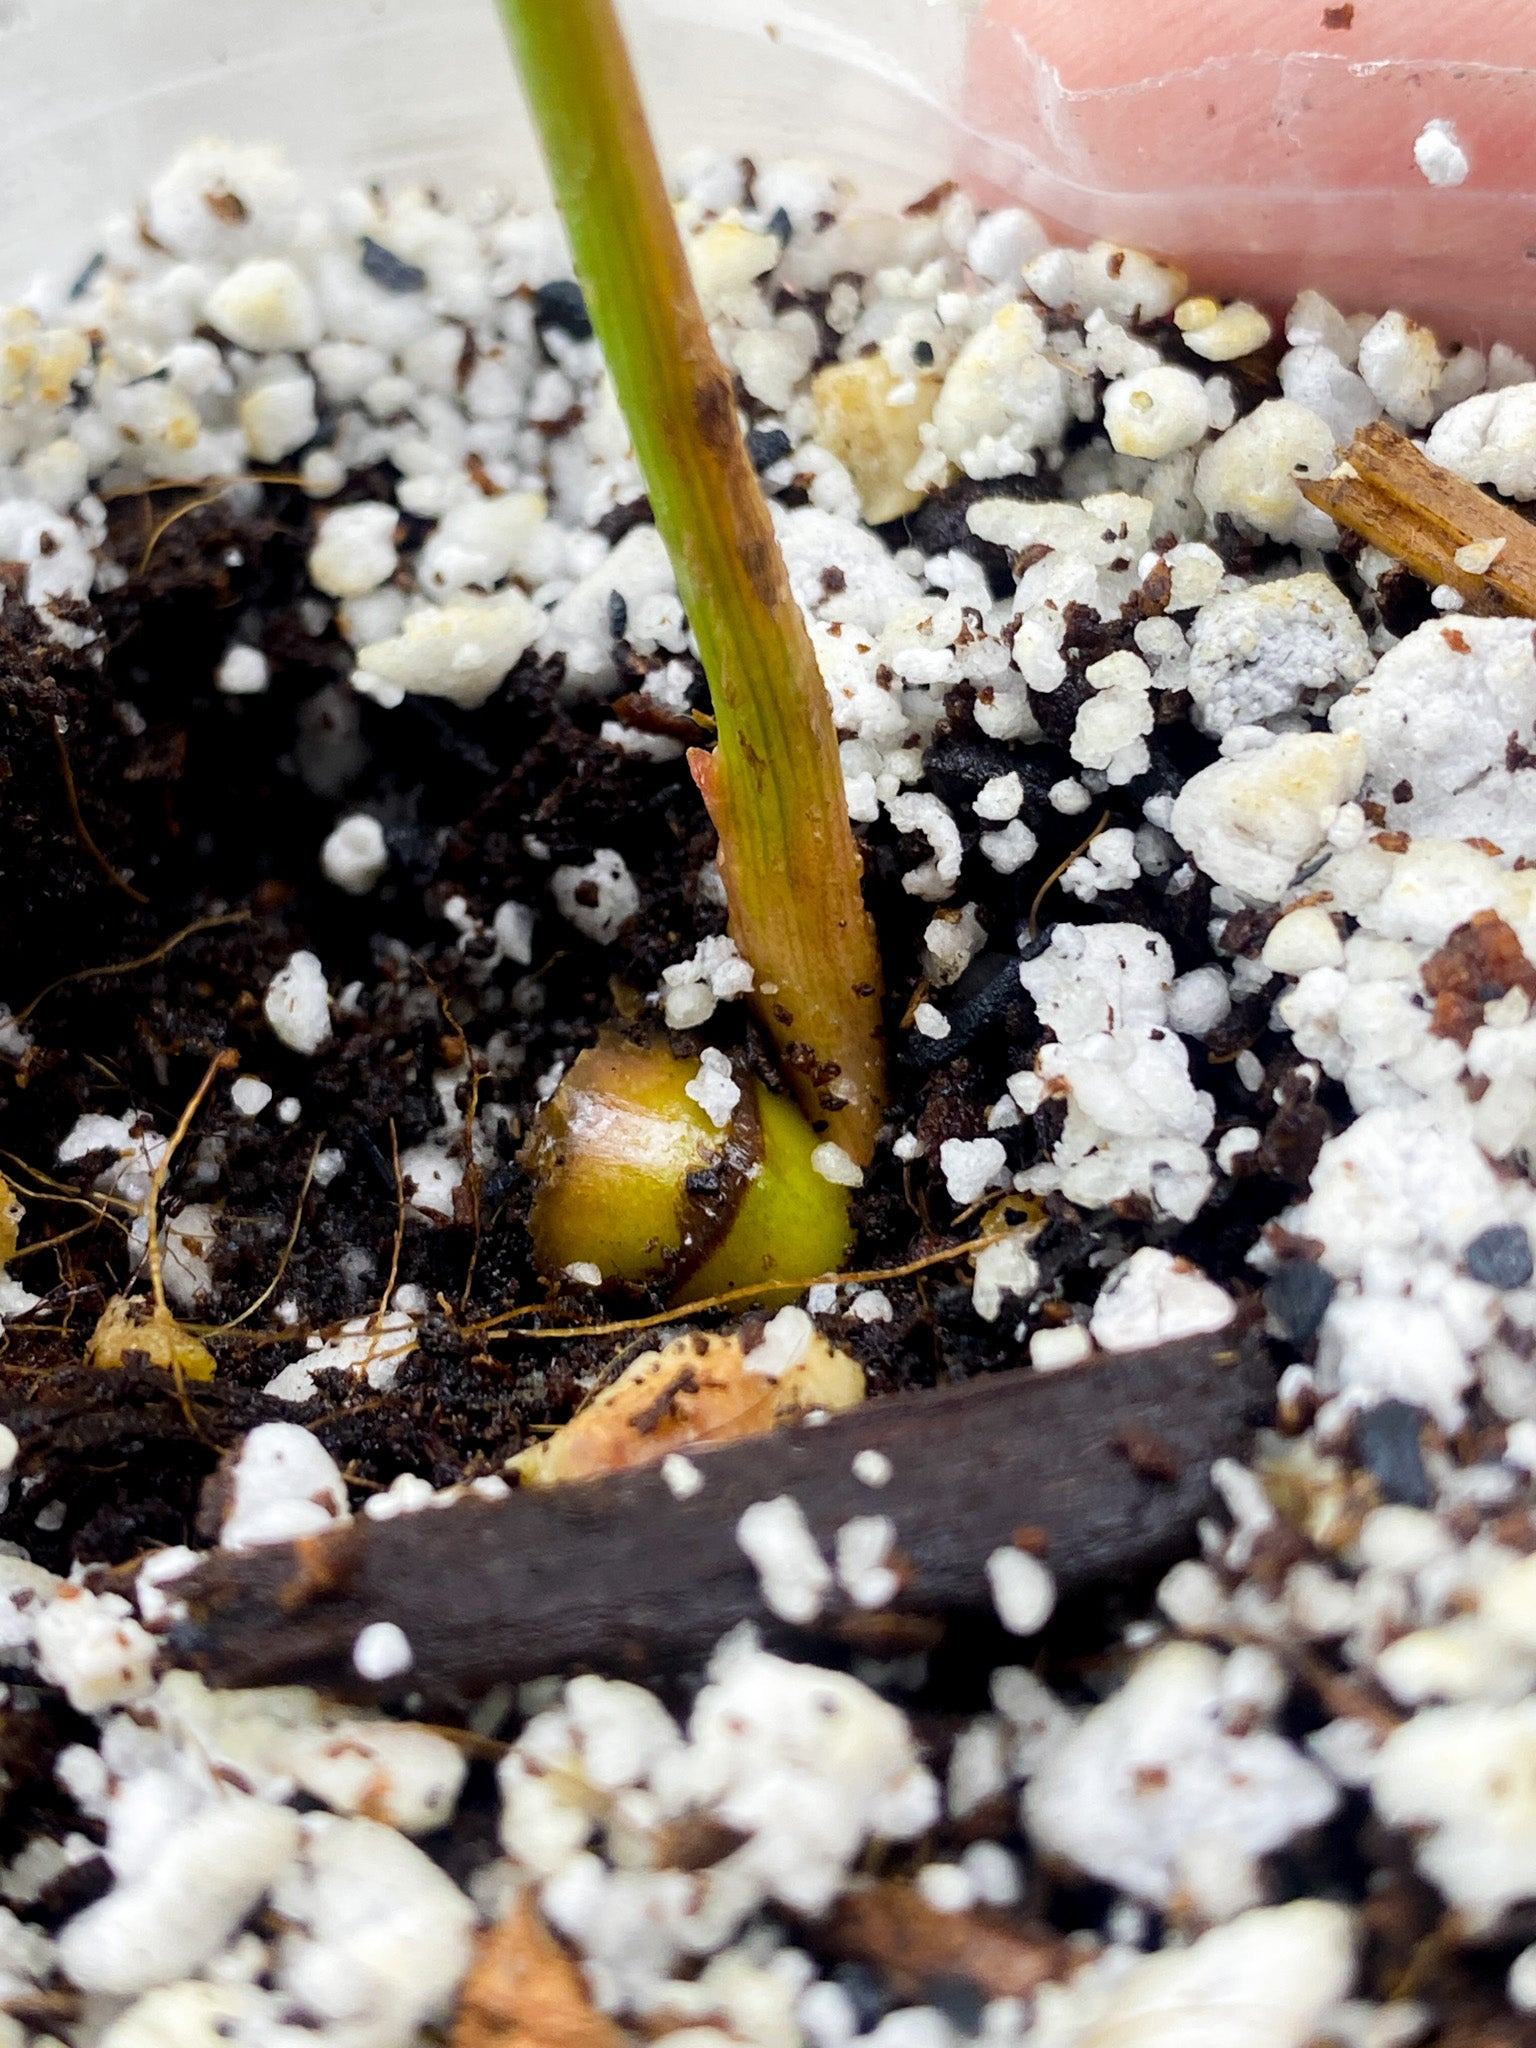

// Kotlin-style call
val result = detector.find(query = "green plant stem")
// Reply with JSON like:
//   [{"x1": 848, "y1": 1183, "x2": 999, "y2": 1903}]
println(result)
[{"x1": 496, "y1": 0, "x2": 886, "y2": 1165}]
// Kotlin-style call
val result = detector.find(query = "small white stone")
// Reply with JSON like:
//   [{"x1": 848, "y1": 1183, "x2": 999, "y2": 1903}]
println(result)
[
  {"x1": 836, "y1": 1513, "x2": 900, "y2": 1610},
  {"x1": 1169, "y1": 731, "x2": 1364, "y2": 901},
  {"x1": 264, "y1": 950, "x2": 331, "y2": 1056},
  {"x1": 913, "y1": 1002, "x2": 951, "y2": 1041},
  {"x1": 684, "y1": 1046, "x2": 741, "y2": 1130},
  {"x1": 1454, "y1": 537, "x2": 1507, "y2": 575},
  {"x1": 1415, "y1": 118, "x2": 1471, "y2": 188},
  {"x1": 1104, "y1": 364, "x2": 1210, "y2": 457},
  {"x1": 321, "y1": 813, "x2": 388, "y2": 895},
  {"x1": 966, "y1": 206, "x2": 1049, "y2": 282},
  {"x1": 979, "y1": 819, "x2": 1037, "y2": 874},
  {"x1": 914, "y1": 1862, "x2": 976, "y2": 1913},
  {"x1": 216, "y1": 644, "x2": 269, "y2": 696},
  {"x1": 1510, "y1": 1945, "x2": 1536, "y2": 2014},
  {"x1": 974, "y1": 772, "x2": 1023, "y2": 822},
  {"x1": 1091, "y1": 1247, "x2": 1234, "y2": 1351},
  {"x1": 564, "y1": 1261, "x2": 602, "y2": 1287},
  {"x1": 986, "y1": 1547, "x2": 1056, "y2": 1635},
  {"x1": 1030, "y1": 1324, "x2": 1093, "y2": 1370},
  {"x1": 308, "y1": 502, "x2": 399, "y2": 599},
  {"x1": 1358, "y1": 311, "x2": 1446, "y2": 429},
  {"x1": 972, "y1": 1234, "x2": 1039, "y2": 1323},
  {"x1": 748, "y1": 1305, "x2": 816, "y2": 1380},
  {"x1": 222, "y1": 1421, "x2": 350, "y2": 1548},
  {"x1": 1428, "y1": 384, "x2": 1536, "y2": 499},
  {"x1": 1049, "y1": 777, "x2": 1093, "y2": 816},
  {"x1": 735, "y1": 1494, "x2": 832, "y2": 1624},
  {"x1": 352, "y1": 1620, "x2": 415, "y2": 1682},
  {"x1": 1262, "y1": 905, "x2": 1345, "y2": 976},
  {"x1": 850, "y1": 1288, "x2": 892, "y2": 1323},
  {"x1": 661, "y1": 1453, "x2": 704, "y2": 1500},
  {"x1": 239, "y1": 369, "x2": 318, "y2": 462},
  {"x1": 1167, "y1": 964, "x2": 1231, "y2": 1038},
  {"x1": 1176, "y1": 297, "x2": 1273, "y2": 363},
  {"x1": 812, "y1": 1142, "x2": 864, "y2": 1187},
  {"x1": 354, "y1": 592, "x2": 542, "y2": 711},
  {"x1": 205, "y1": 259, "x2": 320, "y2": 352},
  {"x1": 1194, "y1": 399, "x2": 1339, "y2": 548},
  {"x1": 853, "y1": 1449, "x2": 893, "y2": 1488},
  {"x1": 940, "y1": 1136, "x2": 1008, "y2": 1207},
  {"x1": 230, "y1": 1077, "x2": 272, "y2": 1118}
]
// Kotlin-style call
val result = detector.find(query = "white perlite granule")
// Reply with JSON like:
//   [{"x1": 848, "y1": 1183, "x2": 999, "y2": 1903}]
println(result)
[
  {"x1": 661, "y1": 1453, "x2": 704, "y2": 1500},
  {"x1": 811, "y1": 1141, "x2": 863, "y2": 1187},
  {"x1": 683, "y1": 1046, "x2": 740, "y2": 1129},
  {"x1": 852, "y1": 1449, "x2": 893, "y2": 1488},
  {"x1": 835, "y1": 1515, "x2": 899, "y2": 1610},
  {"x1": 736, "y1": 1496, "x2": 832, "y2": 1624},
  {"x1": 1030, "y1": 1325, "x2": 1094, "y2": 1370},
  {"x1": 216, "y1": 643, "x2": 269, "y2": 696},
  {"x1": 985, "y1": 1548, "x2": 1056, "y2": 1635},
  {"x1": 263, "y1": 950, "x2": 331, "y2": 1056},
  {"x1": 320, "y1": 813, "x2": 388, "y2": 895},
  {"x1": 747, "y1": 1305, "x2": 815, "y2": 1380},
  {"x1": 352, "y1": 1622, "x2": 415, "y2": 1682},
  {"x1": 1090, "y1": 1247, "x2": 1235, "y2": 1352},
  {"x1": 220, "y1": 1423, "x2": 351, "y2": 1551},
  {"x1": 939, "y1": 1136, "x2": 1008, "y2": 1206},
  {"x1": 230, "y1": 1076, "x2": 272, "y2": 1117},
  {"x1": 1415, "y1": 118, "x2": 1471, "y2": 188}
]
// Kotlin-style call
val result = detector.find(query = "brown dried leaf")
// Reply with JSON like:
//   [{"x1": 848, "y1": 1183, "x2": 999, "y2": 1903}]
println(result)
[
  {"x1": 512, "y1": 1324, "x2": 863, "y2": 1486},
  {"x1": 452, "y1": 1892, "x2": 626, "y2": 2048}
]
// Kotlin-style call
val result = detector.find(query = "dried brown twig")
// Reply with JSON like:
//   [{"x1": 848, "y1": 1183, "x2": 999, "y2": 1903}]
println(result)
[{"x1": 1301, "y1": 421, "x2": 1536, "y2": 616}]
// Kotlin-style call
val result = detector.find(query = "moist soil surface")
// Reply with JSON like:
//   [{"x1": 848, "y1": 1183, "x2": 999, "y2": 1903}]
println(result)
[
  {"x1": 5, "y1": 301, "x2": 1533, "y2": 2048},
  {"x1": 0, "y1": 470, "x2": 1316, "y2": 1579}
]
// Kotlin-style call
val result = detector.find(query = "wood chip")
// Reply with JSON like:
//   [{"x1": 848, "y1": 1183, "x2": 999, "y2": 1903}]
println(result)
[
  {"x1": 1299, "y1": 421, "x2": 1536, "y2": 617},
  {"x1": 807, "y1": 1881, "x2": 1068, "y2": 2000},
  {"x1": 451, "y1": 1892, "x2": 626, "y2": 2048}
]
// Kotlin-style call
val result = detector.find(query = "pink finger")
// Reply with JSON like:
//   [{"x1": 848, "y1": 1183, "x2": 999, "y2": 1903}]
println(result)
[{"x1": 965, "y1": 0, "x2": 1536, "y2": 347}]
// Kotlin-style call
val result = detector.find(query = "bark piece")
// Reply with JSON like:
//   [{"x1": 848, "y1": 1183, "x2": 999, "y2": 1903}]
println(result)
[
  {"x1": 1300, "y1": 422, "x2": 1536, "y2": 617},
  {"x1": 169, "y1": 1328, "x2": 1271, "y2": 1701}
]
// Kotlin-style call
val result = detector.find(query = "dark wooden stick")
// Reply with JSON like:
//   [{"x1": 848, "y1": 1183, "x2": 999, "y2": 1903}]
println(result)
[{"x1": 169, "y1": 1329, "x2": 1270, "y2": 1701}]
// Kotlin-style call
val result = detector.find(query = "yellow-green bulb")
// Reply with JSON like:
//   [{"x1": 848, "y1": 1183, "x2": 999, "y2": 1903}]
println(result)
[{"x1": 523, "y1": 1030, "x2": 853, "y2": 1303}]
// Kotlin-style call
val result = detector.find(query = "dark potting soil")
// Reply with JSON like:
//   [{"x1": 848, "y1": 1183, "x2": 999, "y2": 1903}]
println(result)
[{"x1": 0, "y1": 465, "x2": 1307, "y2": 1582}]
